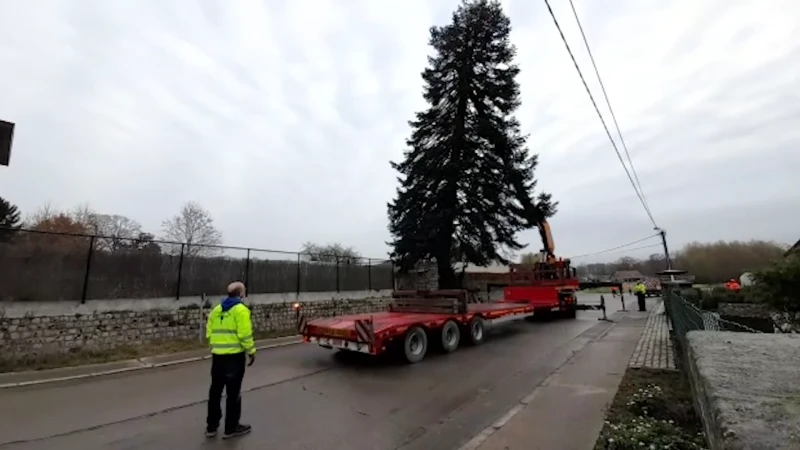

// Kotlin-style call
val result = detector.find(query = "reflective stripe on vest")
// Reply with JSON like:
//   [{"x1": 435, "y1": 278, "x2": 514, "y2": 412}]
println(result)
[{"x1": 211, "y1": 329, "x2": 238, "y2": 334}]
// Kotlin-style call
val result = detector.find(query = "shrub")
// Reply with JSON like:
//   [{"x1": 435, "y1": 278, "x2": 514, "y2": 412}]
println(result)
[
  {"x1": 598, "y1": 378, "x2": 707, "y2": 450},
  {"x1": 684, "y1": 287, "x2": 754, "y2": 311},
  {"x1": 750, "y1": 255, "x2": 800, "y2": 312},
  {"x1": 599, "y1": 417, "x2": 706, "y2": 449},
  {"x1": 625, "y1": 384, "x2": 663, "y2": 417}
]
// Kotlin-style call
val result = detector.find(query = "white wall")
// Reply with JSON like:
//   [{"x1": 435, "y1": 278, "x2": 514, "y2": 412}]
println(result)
[{"x1": 0, "y1": 289, "x2": 393, "y2": 318}]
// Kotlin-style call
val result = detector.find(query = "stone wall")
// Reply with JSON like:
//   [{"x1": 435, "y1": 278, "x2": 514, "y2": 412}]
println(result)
[
  {"x1": 686, "y1": 331, "x2": 800, "y2": 450},
  {"x1": 0, "y1": 296, "x2": 391, "y2": 359}
]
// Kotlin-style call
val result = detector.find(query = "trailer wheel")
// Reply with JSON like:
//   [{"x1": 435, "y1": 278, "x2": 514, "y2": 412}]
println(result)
[
  {"x1": 403, "y1": 326, "x2": 428, "y2": 364},
  {"x1": 466, "y1": 316, "x2": 486, "y2": 346},
  {"x1": 440, "y1": 320, "x2": 461, "y2": 353}
]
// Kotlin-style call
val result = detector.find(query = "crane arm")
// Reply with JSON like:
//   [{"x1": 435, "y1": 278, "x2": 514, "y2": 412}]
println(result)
[{"x1": 537, "y1": 219, "x2": 556, "y2": 263}]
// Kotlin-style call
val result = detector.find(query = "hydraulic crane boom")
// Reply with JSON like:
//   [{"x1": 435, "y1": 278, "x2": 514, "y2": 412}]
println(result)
[{"x1": 537, "y1": 219, "x2": 556, "y2": 264}]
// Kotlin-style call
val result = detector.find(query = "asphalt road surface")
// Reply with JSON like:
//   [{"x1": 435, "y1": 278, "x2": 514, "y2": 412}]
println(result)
[{"x1": 0, "y1": 295, "x2": 622, "y2": 450}]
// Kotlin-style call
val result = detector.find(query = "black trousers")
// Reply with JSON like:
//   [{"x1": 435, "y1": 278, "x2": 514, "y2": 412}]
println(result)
[
  {"x1": 206, "y1": 352, "x2": 246, "y2": 433},
  {"x1": 636, "y1": 292, "x2": 646, "y2": 312}
]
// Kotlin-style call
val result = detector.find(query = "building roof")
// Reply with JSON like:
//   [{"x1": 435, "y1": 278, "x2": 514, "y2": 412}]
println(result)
[
  {"x1": 785, "y1": 239, "x2": 800, "y2": 257},
  {"x1": 454, "y1": 262, "x2": 510, "y2": 273},
  {"x1": 610, "y1": 270, "x2": 645, "y2": 281}
]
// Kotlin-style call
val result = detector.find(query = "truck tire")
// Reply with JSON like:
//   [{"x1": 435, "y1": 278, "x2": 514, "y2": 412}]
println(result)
[
  {"x1": 466, "y1": 316, "x2": 486, "y2": 346},
  {"x1": 440, "y1": 320, "x2": 461, "y2": 353},
  {"x1": 562, "y1": 307, "x2": 577, "y2": 319},
  {"x1": 403, "y1": 326, "x2": 428, "y2": 364}
]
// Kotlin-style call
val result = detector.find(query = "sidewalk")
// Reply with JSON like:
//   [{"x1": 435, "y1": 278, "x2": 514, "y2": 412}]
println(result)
[
  {"x1": 461, "y1": 299, "x2": 659, "y2": 450},
  {"x1": 0, "y1": 335, "x2": 302, "y2": 388},
  {"x1": 629, "y1": 301, "x2": 676, "y2": 370}
]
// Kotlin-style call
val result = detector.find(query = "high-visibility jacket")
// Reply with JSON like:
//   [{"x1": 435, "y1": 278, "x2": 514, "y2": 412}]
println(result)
[
  {"x1": 206, "y1": 297, "x2": 256, "y2": 355},
  {"x1": 634, "y1": 283, "x2": 647, "y2": 294},
  {"x1": 725, "y1": 281, "x2": 741, "y2": 292}
]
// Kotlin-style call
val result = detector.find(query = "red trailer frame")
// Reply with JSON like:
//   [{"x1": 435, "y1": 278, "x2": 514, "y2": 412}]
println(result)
[
  {"x1": 300, "y1": 301, "x2": 536, "y2": 357},
  {"x1": 297, "y1": 261, "x2": 590, "y2": 364}
]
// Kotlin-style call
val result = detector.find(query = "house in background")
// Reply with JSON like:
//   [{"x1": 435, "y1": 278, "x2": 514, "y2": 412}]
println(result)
[
  {"x1": 785, "y1": 238, "x2": 800, "y2": 257},
  {"x1": 455, "y1": 262, "x2": 510, "y2": 274},
  {"x1": 609, "y1": 270, "x2": 645, "y2": 283}
]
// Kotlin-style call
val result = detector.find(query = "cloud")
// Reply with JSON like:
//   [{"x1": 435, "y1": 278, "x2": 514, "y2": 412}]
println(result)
[{"x1": 0, "y1": 0, "x2": 798, "y2": 263}]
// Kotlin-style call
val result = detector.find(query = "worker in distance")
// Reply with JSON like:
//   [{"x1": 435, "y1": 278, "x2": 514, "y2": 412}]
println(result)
[
  {"x1": 634, "y1": 280, "x2": 647, "y2": 312},
  {"x1": 205, "y1": 281, "x2": 256, "y2": 439}
]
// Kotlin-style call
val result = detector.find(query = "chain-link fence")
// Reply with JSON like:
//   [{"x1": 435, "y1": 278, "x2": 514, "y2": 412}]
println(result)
[
  {"x1": 664, "y1": 287, "x2": 761, "y2": 350},
  {"x1": 0, "y1": 228, "x2": 395, "y2": 303}
]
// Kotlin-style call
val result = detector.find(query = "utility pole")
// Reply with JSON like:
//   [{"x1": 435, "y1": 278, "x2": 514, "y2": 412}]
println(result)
[{"x1": 657, "y1": 228, "x2": 672, "y2": 270}]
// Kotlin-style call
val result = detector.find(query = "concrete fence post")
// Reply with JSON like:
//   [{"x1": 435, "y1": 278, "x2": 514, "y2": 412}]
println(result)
[
  {"x1": 175, "y1": 243, "x2": 185, "y2": 300},
  {"x1": 335, "y1": 256, "x2": 341, "y2": 293},
  {"x1": 295, "y1": 253, "x2": 301, "y2": 295},
  {"x1": 80, "y1": 236, "x2": 96, "y2": 304},
  {"x1": 200, "y1": 293, "x2": 205, "y2": 342},
  {"x1": 244, "y1": 249, "x2": 251, "y2": 292},
  {"x1": 367, "y1": 258, "x2": 372, "y2": 291}
]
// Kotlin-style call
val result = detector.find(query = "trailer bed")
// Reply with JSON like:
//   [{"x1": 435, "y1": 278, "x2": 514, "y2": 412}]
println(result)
[
  {"x1": 309, "y1": 302, "x2": 533, "y2": 334},
  {"x1": 302, "y1": 301, "x2": 539, "y2": 356},
  {"x1": 296, "y1": 285, "x2": 593, "y2": 363}
]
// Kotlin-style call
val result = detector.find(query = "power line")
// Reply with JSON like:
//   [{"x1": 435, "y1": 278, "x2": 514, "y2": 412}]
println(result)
[
  {"x1": 566, "y1": 0, "x2": 654, "y2": 221},
  {"x1": 574, "y1": 242, "x2": 663, "y2": 259},
  {"x1": 569, "y1": 242, "x2": 662, "y2": 260},
  {"x1": 567, "y1": 233, "x2": 660, "y2": 259},
  {"x1": 542, "y1": 0, "x2": 658, "y2": 229}
]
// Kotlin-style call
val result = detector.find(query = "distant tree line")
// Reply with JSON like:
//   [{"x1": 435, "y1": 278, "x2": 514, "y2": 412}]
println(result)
[
  {"x1": 572, "y1": 240, "x2": 789, "y2": 284},
  {"x1": 0, "y1": 196, "x2": 367, "y2": 259}
]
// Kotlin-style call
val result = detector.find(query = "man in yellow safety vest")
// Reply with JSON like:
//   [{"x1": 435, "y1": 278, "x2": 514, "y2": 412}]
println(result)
[
  {"x1": 205, "y1": 281, "x2": 256, "y2": 440},
  {"x1": 634, "y1": 281, "x2": 647, "y2": 312}
]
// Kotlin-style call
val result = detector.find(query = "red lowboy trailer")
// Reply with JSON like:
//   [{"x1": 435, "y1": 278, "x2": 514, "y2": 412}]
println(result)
[{"x1": 295, "y1": 260, "x2": 598, "y2": 364}]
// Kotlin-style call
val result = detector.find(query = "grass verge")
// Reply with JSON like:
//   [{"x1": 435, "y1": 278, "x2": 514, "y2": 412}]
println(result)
[
  {"x1": 0, "y1": 329, "x2": 296, "y2": 373},
  {"x1": 594, "y1": 368, "x2": 707, "y2": 450}
]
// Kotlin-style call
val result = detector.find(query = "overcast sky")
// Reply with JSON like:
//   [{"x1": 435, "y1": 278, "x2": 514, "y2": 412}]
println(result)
[{"x1": 1, "y1": 0, "x2": 798, "y2": 263}]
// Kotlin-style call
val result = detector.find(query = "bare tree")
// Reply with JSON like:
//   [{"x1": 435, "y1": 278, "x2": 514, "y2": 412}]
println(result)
[
  {"x1": 118, "y1": 231, "x2": 162, "y2": 254},
  {"x1": 161, "y1": 202, "x2": 223, "y2": 257},
  {"x1": 70, "y1": 203, "x2": 97, "y2": 231},
  {"x1": 300, "y1": 242, "x2": 362, "y2": 264},
  {"x1": 24, "y1": 201, "x2": 56, "y2": 227},
  {"x1": 92, "y1": 214, "x2": 144, "y2": 252}
]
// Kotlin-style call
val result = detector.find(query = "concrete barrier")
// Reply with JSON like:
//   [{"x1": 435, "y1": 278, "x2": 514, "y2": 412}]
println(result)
[
  {"x1": 0, "y1": 289, "x2": 393, "y2": 318},
  {"x1": 686, "y1": 331, "x2": 800, "y2": 449}
]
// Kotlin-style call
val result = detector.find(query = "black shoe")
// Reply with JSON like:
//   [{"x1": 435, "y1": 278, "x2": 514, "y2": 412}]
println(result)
[
  {"x1": 222, "y1": 424, "x2": 252, "y2": 439},
  {"x1": 205, "y1": 428, "x2": 217, "y2": 438}
]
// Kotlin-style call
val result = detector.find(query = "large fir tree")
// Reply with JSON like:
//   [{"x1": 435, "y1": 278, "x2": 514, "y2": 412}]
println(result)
[
  {"x1": 387, "y1": 0, "x2": 556, "y2": 288},
  {"x1": 0, "y1": 196, "x2": 21, "y2": 243}
]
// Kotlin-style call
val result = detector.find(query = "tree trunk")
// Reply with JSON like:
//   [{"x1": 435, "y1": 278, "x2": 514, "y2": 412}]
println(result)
[{"x1": 437, "y1": 257, "x2": 458, "y2": 289}]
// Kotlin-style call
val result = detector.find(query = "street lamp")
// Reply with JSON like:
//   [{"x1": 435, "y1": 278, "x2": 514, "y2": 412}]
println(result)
[{"x1": 0, "y1": 119, "x2": 14, "y2": 167}]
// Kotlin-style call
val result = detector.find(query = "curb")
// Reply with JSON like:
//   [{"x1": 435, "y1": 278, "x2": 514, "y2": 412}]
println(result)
[{"x1": 0, "y1": 337, "x2": 303, "y2": 389}]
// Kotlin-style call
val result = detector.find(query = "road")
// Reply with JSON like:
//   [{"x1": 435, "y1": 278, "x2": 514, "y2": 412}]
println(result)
[{"x1": 0, "y1": 295, "x2": 628, "y2": 450}]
